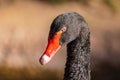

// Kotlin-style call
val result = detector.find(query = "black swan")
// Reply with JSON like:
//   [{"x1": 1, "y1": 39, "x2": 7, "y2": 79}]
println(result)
[{"x1": 39, "y1": 12, "x2": 90, "y2": 80}]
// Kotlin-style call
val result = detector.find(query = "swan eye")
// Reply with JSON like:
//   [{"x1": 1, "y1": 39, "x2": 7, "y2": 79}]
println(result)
[{"x1": 61, "y1": 26, "x2": 67, "y2": 33}]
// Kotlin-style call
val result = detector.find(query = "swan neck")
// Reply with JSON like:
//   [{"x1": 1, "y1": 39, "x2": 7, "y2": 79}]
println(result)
[{"x1": 64, "y1": 35, "x2": 90, "y2": 80}]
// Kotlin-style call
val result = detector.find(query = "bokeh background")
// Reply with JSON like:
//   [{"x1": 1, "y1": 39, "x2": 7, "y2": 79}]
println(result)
[{"x1": 0, "y1": 0, "x2": 120, "y2": 80}]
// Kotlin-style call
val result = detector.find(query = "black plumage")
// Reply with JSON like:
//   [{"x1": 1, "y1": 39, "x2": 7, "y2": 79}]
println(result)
[{"x1": 49, "y1": 12, "x2": 90, "y2": 80}]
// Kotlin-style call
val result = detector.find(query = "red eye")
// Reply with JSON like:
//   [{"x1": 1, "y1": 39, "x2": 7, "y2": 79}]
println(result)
[{"x1": 61, "y1": 27, "x2": 66, "y2": 32}]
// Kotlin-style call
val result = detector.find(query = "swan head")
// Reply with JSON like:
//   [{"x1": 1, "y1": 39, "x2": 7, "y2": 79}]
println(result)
[
  {"x1": 40, "y1": 26, "x2": 80, "y2": 65},
  {"x1": 39, "y1": 12, "x2": 82, "y2": 65}
]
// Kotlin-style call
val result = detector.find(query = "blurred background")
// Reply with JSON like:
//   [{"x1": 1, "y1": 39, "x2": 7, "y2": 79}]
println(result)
[{"x1": 0, "y1": 0, "x2": 120, "y2": 80}]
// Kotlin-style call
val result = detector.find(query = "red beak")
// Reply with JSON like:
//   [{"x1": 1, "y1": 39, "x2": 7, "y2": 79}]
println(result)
[{"x1": 40, "y1": 31, "x2": 62, "y2": 65}]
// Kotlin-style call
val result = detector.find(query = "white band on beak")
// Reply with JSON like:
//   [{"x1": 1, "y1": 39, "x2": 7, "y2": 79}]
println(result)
[{"x1": 40, "y1": 54, "x2": 51, "y2": 65}]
